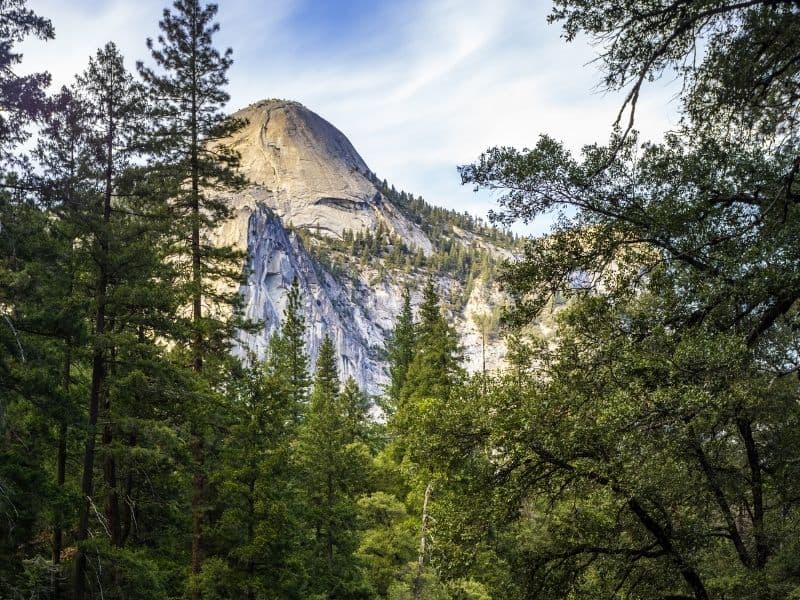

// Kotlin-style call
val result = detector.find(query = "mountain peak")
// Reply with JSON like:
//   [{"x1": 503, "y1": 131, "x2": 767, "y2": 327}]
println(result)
[
  {"x1": 222, "y1": 98, "x2": 431, "y2": 249},
  {"x1": 236, "y1": 99, "x2": 370, "y2": 176},
  {"x1": 224, "y1": 99, "x2": 373, "y2": 237}
]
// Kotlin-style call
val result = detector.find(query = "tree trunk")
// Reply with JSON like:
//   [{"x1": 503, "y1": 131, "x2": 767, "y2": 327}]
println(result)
[
  {"x1": 102, "y1": 419, "x2": 121, "y2": 546},
  {"x1": 189, "y1": 148, "x2": 205, "y2": 597},
  {"x1": 73, "y1": 298, "x2": 107, "y2": 600},
  {"x1": 627, "y1": 498, "x2": 710, "y2": 600},
  {"x1": 738, "y1": 417, "x2": 768, "y2": 568},
  {"x1": 52, "y1": 420, "x2": 67, "y2": 562},
  {"x1": 102, "y1": 315, "x2": 121, "y2": 546},
  {"x1": 52, "y1": 347, "x2": 70, "y2": 598},
  {"x1": 74, "y1": 88, "x2": 115, "y2": 600},
  {"x1": 189, "y1": 25, "x2": 205, "y2": 593},
  {"x1": 413, "y1": 482, "x2": 433, "y2": 600},
  {"x1": 689, "y1": 434, "x2": 752, "y2": 567},
  {"x1": 120, "y1": 429, "x2": 137, "y2": 547}
]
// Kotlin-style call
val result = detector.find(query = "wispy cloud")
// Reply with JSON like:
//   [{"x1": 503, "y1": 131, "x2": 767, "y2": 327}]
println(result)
[{"x1": 22, "y1": 0, "x2": 681, "y2": 235}]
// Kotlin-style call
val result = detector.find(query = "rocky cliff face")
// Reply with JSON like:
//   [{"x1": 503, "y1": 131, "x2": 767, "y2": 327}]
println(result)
[
  {"x1": 220, "y1": 100, "x2": 432, "y2": 252},
  {"x1": 215, "y1": 99, "x2": 510, "y2": 395}
]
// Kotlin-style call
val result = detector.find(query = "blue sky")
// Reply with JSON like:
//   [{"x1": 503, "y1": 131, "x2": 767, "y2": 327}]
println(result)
[{"x1": 21, "y1": 0, "x2": 681, "y2": 235}]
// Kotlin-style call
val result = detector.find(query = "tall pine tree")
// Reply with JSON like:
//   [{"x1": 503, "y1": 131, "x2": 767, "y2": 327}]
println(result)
[
  {"x1": 33, "y1": 86, "x2": 94, "y2": 599},
  {"x1": 69, "y1": 43, "x2": 151, "y2": 599},
  {"x1": 265, "y1": 277, "x2": 311, "y2": 425},
  {"x1": 401, "y1": 280, "x2": 462, "y2": 404},
  {"x1": 137, "y1": 1, "x2": 245, "y2": 590},
  {"x1": 386, "y1": 288, "x2": 415, "y2": 409},
  {"x1": 296, "y1": 335, "x2": 372, "y2": 598}
]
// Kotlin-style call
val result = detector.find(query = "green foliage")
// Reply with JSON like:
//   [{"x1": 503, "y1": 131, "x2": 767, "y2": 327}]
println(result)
[
  {"x1": 356, "y1": 492, "x2": 418, "y2": 597},
  {"x1": 387, "y1": 288, "x2": 415, "y2": 408},
  {"x1": 401, "y1": 281, "x2": 463, "y2": 405},
  {"x1": 266, "y1": 277, "x2": 311, "y2": 423},
  {"x1": 0, "y1": 0, "x2": 53, "y2": 164},
  {"x1": 341, "y1": 376, "x2": 382, "y2": 451},
  {"x1": 136, "y1": 1, "x2": 249, "y2": 592},
  {"x1": 387, "y1": 570, "x2": 449, "y2": 600},
  {"x1": 433, "y1": 2, "x2": 800, "y2": 598},
  {"x1": 408, "y1": 296, "x2": 800, "y2": 598},
  {"x1": 549, "y1": 0, "x2": 800, "y2": 139},
  {"x1": 138, "y1": 0, "x2": 247, "y2": 368},
  {"x1": 295, "y1": 335, "x2": 374, "y2": 597}
]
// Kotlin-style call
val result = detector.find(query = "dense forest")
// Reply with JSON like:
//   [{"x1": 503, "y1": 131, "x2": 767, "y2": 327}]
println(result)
[{"x1": 1, "y1": 0, "x2": 800, "y2": 599}]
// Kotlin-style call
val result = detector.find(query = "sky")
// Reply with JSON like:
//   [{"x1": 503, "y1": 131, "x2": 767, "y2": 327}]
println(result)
[{"x1": 20, "y1": 0, "x2": 682, "y2": 235}]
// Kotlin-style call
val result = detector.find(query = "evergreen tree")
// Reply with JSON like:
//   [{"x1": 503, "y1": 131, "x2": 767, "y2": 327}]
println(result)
[
  {"x1": 0, "y1": 0, "x2": 53, "y2": 165},
  {"x1": 67, "y1": 43, "x2": 151, "y2": 599},
  {"x1": 387, "y1": 288, "x2": 415, "y2": 408},
  {"x1": 0, "y1": 185, "x2": 76, "y2": 598},
  {"x1": 0, "y1": 10, "x2": 56, "y2": 549},
  {"x1": 210, "y1": 356, "x2": 298, "y2": 599},
  {"x1": 383, "y1": 283, "x2": 464, "y2": 600},
  {"x1": 296, "y1": 335, "x2": 372, "y2": 598},
  {"x1": 340, "y1": 376, "x2": 376, "y2": 450},
  {"x1": 402, "y1": 281, "x2": 462, "y2": 404},
  {"x1": 31, "y1": 86, "x2": 94, "y2": 599},
  {"x1": 2, "y1": 41, "x2": 186, "y2": 599},
  {"x1": 206, "y1": 279, "x2": 313, "y2": 598},
  {"x1": 267, "y1": 277, "x2": 311, "y2": 422},
  {"x1": 137, "y1": 1, "x2": 246, "y2": 590},
  {"x1": 356, "y1": 492, "x2": 417, "y2": 598}
]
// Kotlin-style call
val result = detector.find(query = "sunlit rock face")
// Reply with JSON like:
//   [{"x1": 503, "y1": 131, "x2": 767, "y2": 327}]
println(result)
[
  {"x1": 214, "y1": 99, "x2": 506, "y2": 395},
  {"x1": 222, "y1": 99, "x2": 432, "y2": 252}
]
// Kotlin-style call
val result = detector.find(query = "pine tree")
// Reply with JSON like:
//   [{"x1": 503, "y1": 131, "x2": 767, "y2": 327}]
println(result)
[
  {"x1": 137, "y1": 1, "x2": 245, "y2": 589},
  {"x1": 31, "y1": 86, "x2": 95, "y2": 599},
  {"x1": 296, "y1": 335, "x2": 371, "y2": 597},
  {"x1": 0, "y1": 1, "x2": 55, "y2": 486},
  {"x1": 387, "y1": 288, "x2": 415, "y2": 408},
  {"x1": 0, "y1": 180, "x2": 76, "y2": 598},
  {"x1": 340, "y1": 376, "x2": 374, "y2": 449},
  {"x1": 265, "y1": 277, "x2": 310, "y2": 423},
  {"x1": 390, "y1": 282, "x2": 463, "y2": 596},
  {"x1": 0, "y1": 0, "x2": 53, "y2": 165},
  {"x1": 1, "y1": 40, "x2": 187, "y2": 598},
  {"x1": 402, "y1": 281, "x2": 463, "y2": 404},
  {"x1": 211, "y1": 355, "x2": 295, "y2": 599},
  {"x1": 206, "y1": 280, "x2": 312, "y2": 597},
  {"x1": 68, "y1": 43, "x2": 150, "y2": 599},
  {"x1": 0, "y1": 12, "x2": 84, "y2": 588}
]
